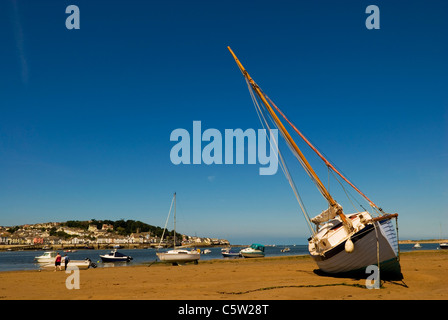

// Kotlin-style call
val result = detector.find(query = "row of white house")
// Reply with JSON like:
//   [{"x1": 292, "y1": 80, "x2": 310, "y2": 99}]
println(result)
[{"x1": 0, "y1": 229, "x2": 228, "y2": 247}]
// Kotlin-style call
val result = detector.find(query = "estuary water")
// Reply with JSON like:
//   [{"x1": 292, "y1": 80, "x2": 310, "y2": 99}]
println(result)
[{"x1": 0, "y1": 243, "x2": 440, "y2": 272}]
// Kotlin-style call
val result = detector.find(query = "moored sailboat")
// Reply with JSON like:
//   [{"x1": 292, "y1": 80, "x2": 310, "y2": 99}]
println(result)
[
  {"x1": 228, "y1": 47, "x2": 402, "y2": 279},
  {"x1": 156, "y1": 193, "x2": 200, "y2": 265}
]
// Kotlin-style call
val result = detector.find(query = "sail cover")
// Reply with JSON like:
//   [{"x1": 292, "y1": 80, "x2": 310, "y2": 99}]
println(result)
[{"x1": 311, "y1": 203, "x2": 343, "y2": 224}]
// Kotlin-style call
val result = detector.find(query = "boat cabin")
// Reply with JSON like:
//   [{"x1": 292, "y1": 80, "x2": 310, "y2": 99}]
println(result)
[{"x1": 249, "y1": 243, "x2": 265, "y2": 252}]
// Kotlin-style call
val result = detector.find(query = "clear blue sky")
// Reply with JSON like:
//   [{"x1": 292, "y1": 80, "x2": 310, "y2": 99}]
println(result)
[{"x1": 1, "y1": 0, "x2": 446, "y2": 244}]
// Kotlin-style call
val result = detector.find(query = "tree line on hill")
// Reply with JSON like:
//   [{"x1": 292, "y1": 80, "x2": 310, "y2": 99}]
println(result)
[{"x1": 61, "y1": 219, "x2": 181, "y2": 239}]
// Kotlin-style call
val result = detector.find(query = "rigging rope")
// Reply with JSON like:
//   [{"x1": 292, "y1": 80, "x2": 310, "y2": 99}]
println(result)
[
  {"x1": 157, "y1": 195, "x2": 175, "y2": 251},
  {"x1": 245, "y1": 78, "x2": 316, "y2": 235},
  {"x1": 330, "y1": 169, "x2": 364, "y2": 214},
  {"x1": 252, "y1": 87, "x2": 329, "y2": 202},
  {"x1": 372, "y1": 221, "x2": 382, "y2": 288},
  {"x1": 263, "y1": 93, "x2": 380, "y2": 211},
  {"x1": 260, "y1": 101, "x2": 333, "y2": 206}
]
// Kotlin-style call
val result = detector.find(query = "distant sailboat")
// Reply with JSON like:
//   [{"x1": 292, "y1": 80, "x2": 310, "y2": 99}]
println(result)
[
  {"x1": 156, "y1": 193, "x2": 200, "y2": 265},
  {"x1": 228, "y1": 47, "x2": 402, "y2": 279}
]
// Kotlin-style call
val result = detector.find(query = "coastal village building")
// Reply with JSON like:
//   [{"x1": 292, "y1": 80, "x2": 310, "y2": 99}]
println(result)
[
  {"x1": 0, "y1": 233, "x2": 11, "y2": 245},
  {"x1": 33, "y1": 237, "x2": 44, "y2": 245},
  {"x1": 88, "y1": 224, "x2": 98, "y2": 232},
  {"x1": 0, "y1": 222, "x2": 229, "y2": 249},
  {"x1": 102, "y1": 224, "x2": 114, "y2": 231}
]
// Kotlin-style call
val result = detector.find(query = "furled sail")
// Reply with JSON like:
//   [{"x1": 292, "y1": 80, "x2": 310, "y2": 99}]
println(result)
[{"x1": 311, "y1": 203, "x2": 343, "y2": 225}]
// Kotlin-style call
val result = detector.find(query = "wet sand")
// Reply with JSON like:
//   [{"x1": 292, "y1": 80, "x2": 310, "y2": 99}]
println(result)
[{"x1": 0, "y1": 250, "x2": 447, "y2": 300}]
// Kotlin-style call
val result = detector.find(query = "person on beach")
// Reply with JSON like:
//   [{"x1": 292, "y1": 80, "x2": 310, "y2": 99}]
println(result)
[
  {"x1": 63, "y1": 254, "x2": 70, "y2": 270},
  {"x1": 54, "y1": 252, "x2": 62, "y2": 272}
]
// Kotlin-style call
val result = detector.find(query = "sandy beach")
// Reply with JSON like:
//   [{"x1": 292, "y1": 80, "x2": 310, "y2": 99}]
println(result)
[{"x1": 0, "y1": 250, "x2": 447, "y2": 300}]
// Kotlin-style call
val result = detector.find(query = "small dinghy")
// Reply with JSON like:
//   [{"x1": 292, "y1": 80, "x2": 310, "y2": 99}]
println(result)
[{"x1": 221, "y1": 248, "x2": 241, "y2": 258}]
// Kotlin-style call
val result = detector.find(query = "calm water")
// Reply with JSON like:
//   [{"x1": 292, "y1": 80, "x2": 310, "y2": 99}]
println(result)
[{"x1": 0, "y1": 243, "x2": 442, "y2": 272}]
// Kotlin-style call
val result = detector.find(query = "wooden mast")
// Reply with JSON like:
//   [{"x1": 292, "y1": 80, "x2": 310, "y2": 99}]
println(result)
[{"x1": 227, "y1": 47, "x2": 349, "y2": 226}]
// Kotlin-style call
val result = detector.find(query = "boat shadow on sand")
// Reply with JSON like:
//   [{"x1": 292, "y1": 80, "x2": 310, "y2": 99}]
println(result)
[{"x1": 312, "y1": 268, "x2": 408, "y2": 288}]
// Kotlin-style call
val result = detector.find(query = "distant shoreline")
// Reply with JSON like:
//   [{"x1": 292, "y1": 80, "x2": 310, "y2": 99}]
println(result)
[
  {"x1": 0, "y1": 242, "x2": 230, "y2": 252},
  {"x1": 399, "y1": 239, "x2": 448, "y2": 244},
  {"x1": 1, "y1": 240, "x2": 446, "y2": 251}
]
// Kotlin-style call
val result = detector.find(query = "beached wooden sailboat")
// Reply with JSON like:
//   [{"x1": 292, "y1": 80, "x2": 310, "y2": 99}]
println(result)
[
  {"x1": 156, "y1": 193, "x2": 200, "y2": 265},
  {"x1": 228, "y1": 47, "x2": 402, "y2": 279}
]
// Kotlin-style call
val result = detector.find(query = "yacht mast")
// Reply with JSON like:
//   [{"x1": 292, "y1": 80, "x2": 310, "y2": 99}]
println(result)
[{"x1": 173, "y1": 192, "x2": 176, "y2": 249}]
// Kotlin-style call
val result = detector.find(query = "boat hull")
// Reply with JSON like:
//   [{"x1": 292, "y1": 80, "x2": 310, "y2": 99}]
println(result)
[
  {"x1": 99, "y1": 250, "x2": 132, "y2": 262},
  {"x1": 222, "y1": 252, "x2": 241, "y2": 258},
  {"x1": 35, "y1": 252, "x2": 57, "y2": 263},
  {"x1": 240, "y1": 250, "x2": 265, "y2": 258},
  {"x1": 240, "y1": 252, "x2": 264, "y2": 258},
  {"x1": 157, "y1": 251, "x2": 200, "y2": 263},
  {"x1": 35, "y1": 258, "x2": 56, "y2": 263},
  {"x1": 100, "y1": 257, "x2": 131, "y2": 262},
  {"x1": 240, "y1": 244, "x2": 265, "y2": 258},
  {"x1": 40, "y1": 260, "x2": 92, "y2": 270},
  {"x1": 310, "y1": 219, "x2": 402, "y2": 279}
]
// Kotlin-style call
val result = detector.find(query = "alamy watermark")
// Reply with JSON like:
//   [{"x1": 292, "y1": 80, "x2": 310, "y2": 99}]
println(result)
[
  {"x1": 170, "y1": 121, "x2": 279, "y2": 175},
  {"x1": 365, "y1": 265, "x2": 380, "y2": 289},
  {"x1": 65, "y1": 265, "x2": 80, "y2": 290},
  {"x1": 365, "y1": 5, "x2": 380, "y2": 30},
  {"x1": 64, "y1": 5, "x2": 379, "y2": 31},
  {"x1": 65, "y1": 5, "x2": 80, "y2": 30}
]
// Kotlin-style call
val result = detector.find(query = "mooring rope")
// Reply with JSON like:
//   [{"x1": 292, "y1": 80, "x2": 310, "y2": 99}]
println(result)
[{"x1": 245, "y1": 78, "x2": 315, "y2": 235}]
